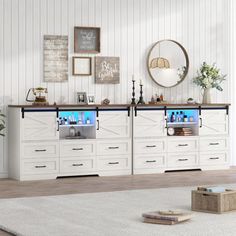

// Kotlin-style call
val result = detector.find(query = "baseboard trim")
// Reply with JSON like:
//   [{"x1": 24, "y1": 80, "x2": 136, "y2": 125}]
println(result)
[{"x1": 0, "y1": 173, "x2": 8, "y2": 179}]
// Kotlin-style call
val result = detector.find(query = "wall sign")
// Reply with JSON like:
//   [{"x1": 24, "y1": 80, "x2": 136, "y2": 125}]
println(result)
[
  {"x1": 72, "y1": 57, "x2": 92, "y2": 76},
  {"x1": 44, "y1": 35, "x2": 68, "y2": 82},
  {"x1": 74, "y1": 27, "x2": 100, "y2": 54},
  {"x1": 95, "y1": 57, "x2": 120, "y2": 84}
]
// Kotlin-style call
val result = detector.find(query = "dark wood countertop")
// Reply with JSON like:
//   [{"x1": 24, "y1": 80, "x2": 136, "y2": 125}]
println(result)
[{"x1": 8, "y1": 103, "x2": 230, "y2": 108}]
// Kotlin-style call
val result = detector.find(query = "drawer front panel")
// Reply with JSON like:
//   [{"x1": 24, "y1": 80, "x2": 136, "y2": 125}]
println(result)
[
  {"x1": 168, "y1": 153, "x2": 198, "y2": 167},
  {"x1": 22, "y1": 142, "x2": 59, "y2": 159},
  {"x1": 97, "y1": 140, "x2": 130, "y2": 155},
  {"x1": 134, "y1": 154, "x2": 165, "y2": 169},
  {"x1": 200, "y1": 137, "x2": 228, "y2": 151},
  {"x1": 22, "y1": 159, "x2": 59, "y2": 175},
  {"x1": 60, "y1": 141, "x2": 95, "y2": 157},
  {"x1": 134, "y1": 139, "x2": 166, "y2": 154},
  {"x1": 60, "y1": 158, "x2": 95, "y2": 173},
  {"x1": 168, "y1": 139, "x2": 198, "y2": 152},
  {"x1": 98, "y1": 156, "x2": 130, "y2": 171},
  {"x1": 200, "y1": 152, "x2": 228, "y2": 165}
]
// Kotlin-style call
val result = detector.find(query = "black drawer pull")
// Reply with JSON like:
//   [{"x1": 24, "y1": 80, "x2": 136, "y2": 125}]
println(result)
[
  {"x1": 178, "y1": 144, "x2": 188, "y2": 147},
  {"x1": 209, "y1": 143, "x2": 219, "y2": 146},
  {"x1": 146, "y1": 145, "x2": 156, "y2": 148},
  {"x1": 108, "y1": 147, "x2": 119, "y2": 149},
  {"x1": 209, "y1": 157, "x2": 220, "y2": 160},
  {"x1": 72, "y1": 148, "x2": 83, "y2": 151},
  {"x1": 72, "y1": 163, "x2": 83, "y2": 167},
  {"x1": 108, "y1": 162, "x2": 119, "y2": 165},
  {"x1": 35, "y1": 149, "x2": 46, "y2": 152},
  {"x1": 178, "y1": 158, "x2": 188, "y2": 161},
  {"x1": 35, "y1": 165, "x2": 46, "y2": 168},
  {"x1": 146, "y1": 160, "x2": 157, "y2": 163}
]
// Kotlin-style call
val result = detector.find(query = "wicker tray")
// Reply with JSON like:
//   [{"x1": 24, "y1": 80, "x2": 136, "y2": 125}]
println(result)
[{"x1": 192, "y1": 189, "x2": 236, "y2": 214}]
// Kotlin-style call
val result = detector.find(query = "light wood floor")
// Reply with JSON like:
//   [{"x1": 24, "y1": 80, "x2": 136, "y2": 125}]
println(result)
[{"x1": 1, "y1": 168, "x2": 236, "y2": 236}]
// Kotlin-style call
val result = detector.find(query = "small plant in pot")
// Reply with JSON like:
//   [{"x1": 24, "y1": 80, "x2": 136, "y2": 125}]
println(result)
[
  {"x1": 193, "y1": 62, "x2": 226, "y2": 104},
  {"x1": 0, "y1": 111, "x2": 5, "y2": 136}
]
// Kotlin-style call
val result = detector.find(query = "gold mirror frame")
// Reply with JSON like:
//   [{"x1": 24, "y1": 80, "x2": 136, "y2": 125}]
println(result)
[{"x1": 147, "y1": 39, "x2": 189, "y2": 88}]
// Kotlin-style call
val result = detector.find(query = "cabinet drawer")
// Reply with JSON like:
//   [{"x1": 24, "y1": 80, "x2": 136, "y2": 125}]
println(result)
[
  {"x1": 22, "y1": 158, "x2": 59, "y2": 175},
  {"x1": 97, "y1": 140, "x2": 130, "y2": 155},
  {"x1": 60, "y1": 157, "x2": 95, "y2": 173},
  {"x1": 60, "y1": 141, "x2": 95, "y2": 157},
  {"x1": 22, "y1": 142, "x2": 59, "y2": 159},
  {"x1": 167, "y1": 152, "x2": 198, "y2": 167},
  {"x1": 134, "y1": 139, "x2": 166, "y2": 154},
  {"x1": 134, "y1": 154, "x2": 165, "y2": 169},
  {"x1": 200, "y1": 137, "x2": 228, "y2": 151},
  {"x1": 98, "y1": 156, "x2": 130, "y2": 171},
  {"x1": 167, "y1": 138, "x2": 198, "y2": 152},
  {"x1": 200, "y1": 152, "x2": 228, "y2": 165}
]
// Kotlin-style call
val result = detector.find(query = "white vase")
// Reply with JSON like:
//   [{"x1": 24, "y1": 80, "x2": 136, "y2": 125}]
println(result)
[{"x1": 202, "y1": 88, "x2": 211, "y2": 104}]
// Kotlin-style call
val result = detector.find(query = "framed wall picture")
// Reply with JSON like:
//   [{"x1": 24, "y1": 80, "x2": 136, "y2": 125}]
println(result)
[
  {"x1": 77, "y1": 92, "x2": 88, "y2": 104},
  {"x1": 87, "y1": 95, "x2": 95, "y2": 104},
  {"x1": 44, "y1": 35, "x2": 68, "y2": 82},
  {"x1": 74, "y1": 27, "x2": 100, "y2": 53},
  {"x1": 72, "y1": 57, "x2": 92, "y2": 76},
  {"x1": 95, "y1": 57, "x2": 120, "y2": 84}
]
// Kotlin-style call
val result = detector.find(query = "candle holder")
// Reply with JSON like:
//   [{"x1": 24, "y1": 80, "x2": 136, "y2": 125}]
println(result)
[
  {"x1": 131, "y1": 79, "x2": 136, "y2": 104},
  {"x1": 137, "y1": 84, "x2": 145, "y2": 104}
]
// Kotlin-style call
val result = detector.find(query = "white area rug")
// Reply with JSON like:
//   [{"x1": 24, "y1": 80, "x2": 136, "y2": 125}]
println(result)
[{"x1": 0, "y1": 185, "x2": 236, "y2": 236}]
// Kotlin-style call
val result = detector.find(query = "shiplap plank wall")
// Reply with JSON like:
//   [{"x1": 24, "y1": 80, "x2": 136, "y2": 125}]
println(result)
[{"x1": 0, "y1": 0, "x2": 232, "y2": 176}]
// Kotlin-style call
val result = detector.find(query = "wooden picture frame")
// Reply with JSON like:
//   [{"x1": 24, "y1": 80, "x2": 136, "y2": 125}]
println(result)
[
  {"x1": 74, "y1": 27, "x2": 100, "y2": 54},
  {"x1": 76, "y1": 92, "x2": 88, "y2": 104},
  {"x1": 72, "y1": 57, "x2": 92, "y2": 76}
]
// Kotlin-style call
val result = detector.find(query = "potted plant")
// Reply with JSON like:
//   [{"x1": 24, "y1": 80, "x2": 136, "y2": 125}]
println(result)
[
  {"x1": 193, "y1": 62, "x2": 226, "y2": 103},
  {"x1": 0, "y1": 111, "x2": 5, "y2": 136}
]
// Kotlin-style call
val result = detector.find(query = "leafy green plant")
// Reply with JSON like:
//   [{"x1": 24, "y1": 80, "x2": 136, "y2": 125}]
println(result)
[
  {"x1": 193, "y1": 62, "x2": 226, "y2": 91},
  {"x1": 0, "y1": 111, "x2": 5, "y2": 137}
]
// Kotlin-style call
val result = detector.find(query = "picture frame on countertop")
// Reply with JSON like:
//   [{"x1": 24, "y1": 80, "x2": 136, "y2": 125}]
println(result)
[
  {"x1": 87, "y1": 95, "x2": 95, "y2": 104},
  {"x1": 72, "y1": 57, "x2": 92, "y2": 76},
  {"x1": 76, "y1": 92, "x2": 88, "y2": 104},
  {"x1": 74, "y1": 26, "x2": 100, "y2": 54}
]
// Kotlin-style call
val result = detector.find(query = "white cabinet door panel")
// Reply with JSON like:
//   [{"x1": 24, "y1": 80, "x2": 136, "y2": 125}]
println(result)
[
  {"x1": 167, "y1": 138, "x2": 198, "y2": 153},
  {"x1": 22, "y1": 112, "x2": 59, "y2": 141},
  {"x1": 134, "y1": 154, "x2": 165, "y2": 169},
  {"x1": 134, "y1": 111, "x2": 166, "y2": 137},
  {"x1": 200, "y1": 110, "x2": 228, "y2": 136},
  {"x1": 200, "y1": 137, "x2": 228, "y2": 152},
  {"x1": 98, "y1": 156, "x2": 130, "y2": 171},
  {"x1": 96, "y1": 111, "x2": 130, "y2": 138}
]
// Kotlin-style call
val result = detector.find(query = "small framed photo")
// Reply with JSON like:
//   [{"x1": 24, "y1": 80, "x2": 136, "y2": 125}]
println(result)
[
  {"x1": 72, "y1": 57, "x2": 92, "y2": 76},
  {"x1": 87, "y1": 95, "x2": 95, "y2": 104},
  {"x1": 77, "y1": 92, "x2": 88, "y2": 104},
  {"x1": 74, "y1": 27, "x2": 100, "y2": 54}
]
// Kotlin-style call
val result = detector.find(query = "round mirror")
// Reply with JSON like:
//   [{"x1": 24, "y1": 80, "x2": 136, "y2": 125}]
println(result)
[{"x1": 147, "y1": 40, "x2": 189, "y2": 88}]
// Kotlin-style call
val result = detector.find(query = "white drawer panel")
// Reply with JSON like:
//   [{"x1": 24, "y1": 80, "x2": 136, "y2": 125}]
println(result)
[
  {"x1": 22, "y1": 142, "x2": 59, "y2": 159},
  {"x1": 22, "y1": 158, "x2": 59, "y2": 175},
  {"x1": 167, "y1": 152, "x2": 198, "y2": 167},
  {"x1": 98, "y1": 156, "x2": 130, "y2": 171},
  {"x1": 167, "y1": 138, "x2": 198, "y2": 152},
  {"x1": 60, "y1": 141, "x2": 95, "y2": 157},
  {"x1": 200, "y1": 137, "x2": 228, "y2": 151},
  {"x1": 200, "y1": 152, "x2": 228, "y2": 165},
  {"x1": 134, "y1": 154, "x2": 165, "y2": 169},
  {"x1": 134, "y1": 139, "x2": 166, "y2": 154},
  {"x1": 60, "y1": 157, "x2": 95, "y2": 173},
  {"x1": 97, "y1": 140, "x2": 130, "y2": 155}
]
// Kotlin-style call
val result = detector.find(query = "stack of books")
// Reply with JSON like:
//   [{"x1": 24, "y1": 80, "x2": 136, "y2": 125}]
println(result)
[
  {"x1": 174, "y1": 127, "x2": 193, "y2": 136},
  {"x1": 142, "y1": 210, "x2": 192, "y2": 225}
]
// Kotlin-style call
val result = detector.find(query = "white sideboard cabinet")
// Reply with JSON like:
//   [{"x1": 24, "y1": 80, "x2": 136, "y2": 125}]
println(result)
[{"x1": 8, "y1": 104, "x2": 229, "y2": 180}]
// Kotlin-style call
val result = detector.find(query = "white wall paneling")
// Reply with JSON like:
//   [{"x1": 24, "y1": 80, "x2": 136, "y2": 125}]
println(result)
[{"x1": 0, "y1": 0, "x2": 232, "y2": 176}]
